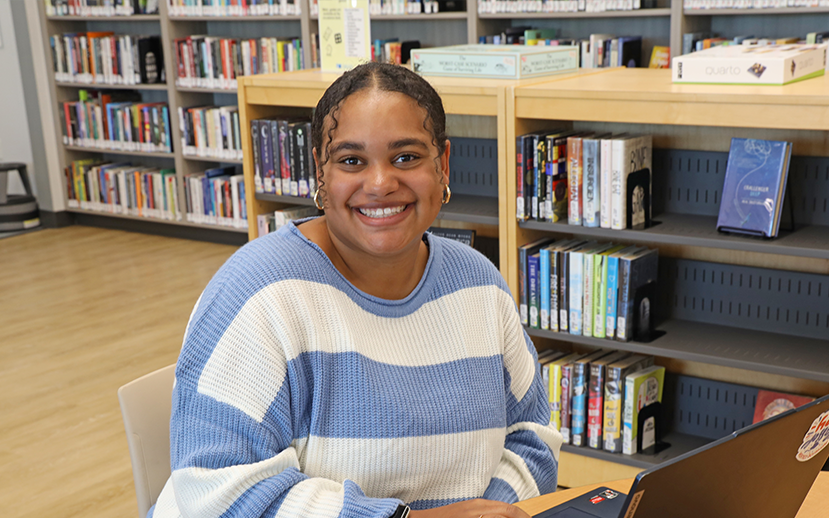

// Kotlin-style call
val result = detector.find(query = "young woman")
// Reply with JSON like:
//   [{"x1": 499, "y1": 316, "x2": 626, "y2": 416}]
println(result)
[{"x1": 151, "y1": 62, "x2": 562, "y2": 518}]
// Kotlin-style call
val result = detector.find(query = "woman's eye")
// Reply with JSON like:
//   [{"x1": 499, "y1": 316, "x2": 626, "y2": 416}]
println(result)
[
  {"x1": 395, "y1": 153, "x2": 419, "y2": 164},
  {"x1": 340, "y1": 156, "x2": 362, "y2": 166}
]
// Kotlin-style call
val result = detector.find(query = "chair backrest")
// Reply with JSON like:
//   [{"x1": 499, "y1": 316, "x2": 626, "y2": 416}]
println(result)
[{"x1": 118, "y1": 364, "x2": 176, "y2": 518}]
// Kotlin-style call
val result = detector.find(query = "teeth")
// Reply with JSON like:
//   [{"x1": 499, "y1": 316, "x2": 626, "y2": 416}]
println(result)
[{"x1": 359, "y1": 205, "x2": 406, "y2": 218}]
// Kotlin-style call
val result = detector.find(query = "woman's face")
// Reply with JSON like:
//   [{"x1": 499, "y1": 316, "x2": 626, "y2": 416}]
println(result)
[{"x1": 315, "y1": 88, "x2": 450, "y2": 260}]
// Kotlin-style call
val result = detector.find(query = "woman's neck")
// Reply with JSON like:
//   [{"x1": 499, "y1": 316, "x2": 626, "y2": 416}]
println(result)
[{"x1": 298, "y1": 217, "x2": 430, "y2": 300}]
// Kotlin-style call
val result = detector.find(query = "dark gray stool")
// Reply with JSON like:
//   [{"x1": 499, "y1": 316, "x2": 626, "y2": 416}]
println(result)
[{"x1": 0, "y1": 163, "x2": 40, "y2": 232}]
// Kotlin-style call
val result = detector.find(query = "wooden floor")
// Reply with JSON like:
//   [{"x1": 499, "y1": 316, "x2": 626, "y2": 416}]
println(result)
[{"x1": 0, "y1": 226, "x2": 238, "y2": 518}]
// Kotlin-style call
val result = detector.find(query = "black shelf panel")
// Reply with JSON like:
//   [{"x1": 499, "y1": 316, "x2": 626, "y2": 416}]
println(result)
[
  {"x1": 437, "y1": 194, "x2": 499, "y2": 226},
  {"x1": 520, "y1": 213, "x2": 829, "y2": 260},
  {"x1": 561, "y1": 432, "x2": 711, "y2": 470},
  {"x1": 256, "y1": 193, "x2": 316, "y2": 206},
  {"x1": 526, "y1": 319, "x2": 829, "y2": 382}
]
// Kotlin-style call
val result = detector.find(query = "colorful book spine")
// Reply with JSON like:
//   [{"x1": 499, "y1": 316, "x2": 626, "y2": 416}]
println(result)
[
  {"x1": 571, "y1": 360, "x2": 589, "y2": 446},
  {"x1": 567, "y1": 135, "x2": 584, "y2": 225},
  {"x1": 623, "y1": 365, "x2": 665, "y2": 455},
  {"x1": 583, "y1": 251, "x2": 594, "y2": 337},
  {"x1": 516, "y1": 135, "x2": 526, "y2": 220},
  {"x1": 559, "y1": 249, "x2": 570, "y2": 333},
  {"x1": 594, "y1": 251, "x2": 607, "y2": 338},
  {"x1": 569, "y1": 249, "x2": 584, "y2": 336},
  {"x1": 604, "y1": 356, "x2": 654, "y2": 453},
  {"x1": 560, "y1": 363, "x2": 574, "y2": 444},
  {"x1": 606, "y1": 255, "x2": 620, "y2": 340},
  {"x1": 540, "y1": 247, "x2": 551, "y2": 330},
  {"x1": 582, "y1": 137, "x2": 601, "y2": 228},
  {"x1": 587, "y1": 362, "x2": 606, "y2": 449},
  {"x1": 528, "y1": 253, "x2": 541, "y2": 329}
]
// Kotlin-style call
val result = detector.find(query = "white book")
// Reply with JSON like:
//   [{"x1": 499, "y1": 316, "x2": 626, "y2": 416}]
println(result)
[{"x1": 610, "y1": 135, "x2": 651, "y2": 230}]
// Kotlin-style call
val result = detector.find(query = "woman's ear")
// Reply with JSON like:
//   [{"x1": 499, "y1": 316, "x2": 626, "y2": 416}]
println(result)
[
  {"x1": 312, "y1": 147, "x2": 322, "y2": 186},
  {"x1": 440, "y1": 139, "x2": 451, "y2": 186}
]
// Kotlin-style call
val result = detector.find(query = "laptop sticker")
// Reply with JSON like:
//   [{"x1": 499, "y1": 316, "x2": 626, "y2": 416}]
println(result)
[
  {"x1": 623, "y1": 491, "x2": 644, "y2": 518},
  {"x1": 599, "y1": 490, "x2": 620, "y2": 500},
  {"x1": 590, "y1": 496, "x2": 605, "y2": 504},
  {"x1": 797, "y1": 409, "x2": 829, "y2": 462}
]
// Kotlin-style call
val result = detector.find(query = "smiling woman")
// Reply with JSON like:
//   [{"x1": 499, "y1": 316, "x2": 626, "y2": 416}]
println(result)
[{"x1": 151, "y1": 63, "x2": 562, "y2": 518}]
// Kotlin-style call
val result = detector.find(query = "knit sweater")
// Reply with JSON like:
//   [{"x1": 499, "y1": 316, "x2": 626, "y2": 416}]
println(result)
[{"x1": 150, "y1": 219, "x2": 562, "y2": 518}]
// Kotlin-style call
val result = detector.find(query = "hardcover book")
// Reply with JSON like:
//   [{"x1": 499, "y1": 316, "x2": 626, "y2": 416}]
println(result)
[
  {"x1": 567, "y1": 134, "x2": 591, "y2": 225},
  {"x1": 617, "y1": 248, "x2": 659, "y2": 343},
  {"x1": 623, "y1": 365, "x2": 665, "y2": 455},
  {"x1": 603, "y1": 354, "x2": 654, "y2": 453},
  {"x1": 572, "y1": 350, "x2": 612, "y2": 447},
  {"x1": 568, "y1": 242, "x2": 598, "y2": 336},
  {"x1": 717, "y1": 138, "x2": 792, "y2": 239},
  {"x1": 611, "y1": 135, "x2": 652, "y2": 230},
  {"x1": 593, "y1": 245, "x2": 626, "y2": 339},
  {"x1": 605, "y1": 246, "x2": 641, "y2": 340},
  {"x1": 582, "y1": 134, "x2": 609, "y2": 228},
  {"x1": 587, "y1": 351, "x2": 631, "y2": 449},
  {"x1": 519, "y1": 238, "x2": 556, "y2": 326},
  {"x1": 548, "y1": 353, "x2": 583, "y2": 432}
]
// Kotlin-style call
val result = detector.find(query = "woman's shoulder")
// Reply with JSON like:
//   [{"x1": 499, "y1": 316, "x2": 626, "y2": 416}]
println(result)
[{"x1": 428, "y1": 233, "x2": 509, "y2": 294}]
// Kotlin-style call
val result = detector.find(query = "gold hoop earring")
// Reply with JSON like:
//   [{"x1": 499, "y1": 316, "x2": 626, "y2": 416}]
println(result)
[
  {"x1": 442, "y1": 184, "x2": 451, "y2": 205},
  {"x1": 313, "y1": 190, "x2": 324, "y2": 211}
]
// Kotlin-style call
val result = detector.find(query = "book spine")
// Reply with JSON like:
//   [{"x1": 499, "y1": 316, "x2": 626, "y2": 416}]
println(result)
[
  {"x1": 550, "y1": 249, "x2": 559, "y2": 333},
  {"x1": 604, "y1": 367, "x2": 624, "y2": 452},
  {"x1": 536, "y1": 136, "x2": 547, "y2": 221},
  {"x1": 544, "y1": 135, "x2": 555, "y2": 221},
  {"x1": 553, "y1": 137, "x2": 568, "y2": 222},
  {"x1": 524, "y1": 135, "x2": 534, "y2": 222},
  {"x1": 594, "y1": 253, "x2": 607, "y2": 338},
  {"x1": 289, "y1": 124, "x2": 299, "y2": 196},
  {"x1": 600, "y1": 138, "x2": 613, "y2": 228},
  {"x1": 531, "y1": 135, "x2": 539, "y2": 220},
  {"x1": 260, "y1": 120, "x2": 274, "y2": 194},
  {"x1": 550, "y1": 363, "x2": 563, "y2": 430},
  {"x1": 516, "y1": 136, "x2": 525, "y2": 220},
  {"x1": 587, "y1": 363, "x2": 604, "y2": 449},
  {"x1": 540, "y1": 248, "x2": 551, "y2": 330},
  {"x1": 567, "y1": 137, "x2": 583, "y2": 225},
  {"x1": 269, "y1": 120, "x2": 281, "y2": 196},
  {"x1": 583, "y1": 252, "x2": 593, "y2": 337},
  {"x1": 560, "y1": 249, "x2": 570, "y2": 332},
  {"x1": 251, "y1": 120, "x2": 262, "y2": 193},
  {"x1": 623, "y1": 375, "x2": 637, "y2": 455},
  {"x1": 569, "y1": 251, "x2": 583, "y2": 336},
  {"x1": 571, "y1": 362, "x2": 588, "y2": 446},
  {"x1": 582, "y1": 139, "x2": 600, "y2": 227},
  {"x1": 528, "y1": 253, "x2": 540, "y2": 329},
  {"x1": 616, "y1": 256, "x2": 633, "y2": 342},
  {"x1": 278, "y1": 121, "x2": 290, "y2": 196},
  {"x1": 560, "y1": 364, "x2": 573, "y2": 444},
  {"x1": 606, "y1": 256, "x2": 619, "y2": 339},
  {"x1": 518, "y1": 246, "x2": 529, "y2": 326},
  {"x1": 611, "y1": 139, "x2": 627, "y2": 230}
]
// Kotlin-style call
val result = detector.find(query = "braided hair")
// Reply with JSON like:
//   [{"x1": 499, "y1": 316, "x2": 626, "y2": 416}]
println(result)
[{"x1": 311, "y1": 62, "x2": 448, "y2": 203}]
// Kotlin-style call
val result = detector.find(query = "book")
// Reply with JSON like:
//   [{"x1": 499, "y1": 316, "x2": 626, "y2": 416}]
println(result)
[
  {"x1": 572, "y1": 350, "x2": 612, "y2": 447},
  {"x1": 648, "y1": 46, "x2": 670, "y2": 69},
  {"x1": 528, "y1": 252, "x2": 541, "y2": 329},
  {"x1": 582, "y1": 243, "x2": 614, "y2": 337},
  {"x1": 518, "y1": 237, "x2": 556, "y2": 326},
  {"x1": 605, "y1": 246, "x2": 640, "y2": 341},
  {"x1": 547, "y1": 353, "x2": 583, "y2": 432},
  {"x1": 560, "y1": 361, "x2": 576, "y2": 444},
  {"x1": 617, "y1": 36, "x2": 643, "y2": 68},
  {"x1": 623, "y1": 365, "x2": 665, "y2": 455},
  {"x1": 582, "y1": 134, "x2": 609, "y2": 228},
  {"x1": 411, "y1": 44, "x2": 579, "y2": 80},
  {"x1": 617, "y1": 248, "x2": 658, "y2": 343},
  {"x1": 752, "y1": 390, "x2": 815, "y2": 424},
  {"x1": 593, "y1": 245, "x2": 626, "y2": 339},
  {"x1": 568, "y1": 242, "x2": 597, "y2": 336},
  {"x1": 716, "y1": 138, "x2": 792, "y2": 239},
  {"x1": 672, "y1": 44, "x2": 828, "y2": 85},
  {"x1": 540, "y1": 244, "x2": 553, "y2": 330},
  {"x1": 587, "y1": 351, "x2": 631, "y2": 449},
  {"x1": 547, "y1": 131, "x2": 579, "y2": 222},
  {"x1": 603, "y1": 354, "x2": 654, "y2": 453},
  {"x1": 251, "y1": 120, "x2": 262, "y2": 193},
  {"x1": 610, "y1": 135, "x2": 652, "y2": 230},
  {"x1": 599, "y1": 134, "x2": 624, "y2": 229},
  {"x1": 567, "y1": 134, "x2": 591, "y2": 225},
  {"x1": 546, "y1": 240, "x2": 580, "y2": 333}
]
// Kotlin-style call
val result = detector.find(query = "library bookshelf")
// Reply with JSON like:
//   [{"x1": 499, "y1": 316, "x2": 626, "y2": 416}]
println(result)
[{"x1": 510, "y1": 67, "x2": 829, "y2": 486}]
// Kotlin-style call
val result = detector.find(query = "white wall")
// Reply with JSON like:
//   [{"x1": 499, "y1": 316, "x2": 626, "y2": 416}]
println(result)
[{"x1": 0, "y1": 0, "x2": 35, "y2": 197}]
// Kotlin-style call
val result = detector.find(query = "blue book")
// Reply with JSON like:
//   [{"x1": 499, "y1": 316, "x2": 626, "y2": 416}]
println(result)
[
  {"x1": 606, "y1": 255, "x2": 620, "y2": 340},
  {"x1": 540, "y1": 246, "x2": 552, "y2": 330},
  {"x1": 528, "y1": 253, "x2": 541, "y2": 329},
  {"x1": 582, "y1": 136, "x2": 606, "y2": 228},
  {"x1": 717, "y1": 138, "x2": 792, "y2": 238}
]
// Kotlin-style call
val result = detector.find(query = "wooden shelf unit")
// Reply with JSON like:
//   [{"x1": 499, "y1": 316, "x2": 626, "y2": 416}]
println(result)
[{"x1": 509, "y1": 67, "x2": 829, "y2": 486}]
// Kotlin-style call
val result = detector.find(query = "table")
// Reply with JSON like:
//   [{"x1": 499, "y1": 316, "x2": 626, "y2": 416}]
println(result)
[{"x1": 515, "y1": 472, "x2": 829, "y2": 517}]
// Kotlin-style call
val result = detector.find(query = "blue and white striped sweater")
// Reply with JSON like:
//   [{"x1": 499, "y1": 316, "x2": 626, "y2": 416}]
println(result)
[{"x1": 151, "y1": 219, "x2": 562, "y2": 518}]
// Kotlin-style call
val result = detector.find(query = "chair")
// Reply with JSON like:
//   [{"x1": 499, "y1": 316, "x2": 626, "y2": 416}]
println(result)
[{"x1": 118, "y1": 364, "x2": 176, "y2": 518}]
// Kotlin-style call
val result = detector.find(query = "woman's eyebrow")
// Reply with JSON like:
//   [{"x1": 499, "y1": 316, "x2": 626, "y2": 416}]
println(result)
[
  {"x1": 329, "y1": 141, "x2": 365, "y2": 155},
  {"x1": 389, "y1": 138, "x2": 428, "y2": 150}
]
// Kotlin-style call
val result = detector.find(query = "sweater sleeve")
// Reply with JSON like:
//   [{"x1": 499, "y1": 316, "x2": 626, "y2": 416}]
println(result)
[
  {"x1": 482, "y1": 304, "x2": 563, "y2": 503},
  {"x1": 149, "y1": 281, "x2": 402, "y2": 518}
]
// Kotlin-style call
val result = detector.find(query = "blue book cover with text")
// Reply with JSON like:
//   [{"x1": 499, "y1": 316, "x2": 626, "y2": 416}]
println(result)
[{"x1": 717, "y1": 138, "x2": 792, "y2": 238}]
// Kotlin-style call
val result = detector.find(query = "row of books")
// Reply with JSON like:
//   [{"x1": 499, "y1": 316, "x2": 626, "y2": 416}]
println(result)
[
  {"x1": 519, "y1": 239, "x2": 659, "y2": 342},
  {"x1": 167, "y1": 0, "x2": 302, "y2": 16},
  {"x1": 61, "y1": 91, "x2": 173, "y2": 154},
  {"x1": 256, "y1": 205, "x2": 320, "y2": 237},
  {"x1": 251, "y1": 118, "x2": 316, "y2": 198},
  {"x1": 64, "y1": 159, "x2": 183, "y2": 221},
  {"x1": 45, "y1": 0, "x2": 158, "y2": 16},
  {"x1": 578, "y1": 35, "x2": 643, "y2": 69},
  {"x1": 50, "y1": 33, "x2": 164, "y2": 86},
  {"x1": 368, "y1": 0, "x2": 443, "y2": 14},
  {"x1": 478, "y1": 0, "x2": 656, "y2": 13},
  {"x1": 682, "y1": 32, "x2": 829, "y2": 54},
  {"x1": 178, "y1": 105, "x2": 243, "y2": 161},
  {"x1": 684, "y1": 0, "x2": 829, "y2": 8},
  {"x1": 183, "y1": 166, "x2": 249, "y2": 228},
  {"x1": 517, "y1": 130, "x2": 653, "y2": 231},
  {"x1": 173, "y1": 36, "x2": 305, "y2": 91},
  {"x1": 539, "y1": 349, "x2": 665, "y2": 454}
]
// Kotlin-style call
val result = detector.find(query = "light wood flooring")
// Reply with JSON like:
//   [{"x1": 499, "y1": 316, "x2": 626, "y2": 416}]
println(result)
[{"x1": 0, "y1": 225, "x2": 238, "y2": 518}]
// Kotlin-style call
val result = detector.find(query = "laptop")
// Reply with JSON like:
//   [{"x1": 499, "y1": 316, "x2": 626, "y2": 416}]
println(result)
[{"x1": 536, "y1": 394, "x2": 829, "y2": 518}]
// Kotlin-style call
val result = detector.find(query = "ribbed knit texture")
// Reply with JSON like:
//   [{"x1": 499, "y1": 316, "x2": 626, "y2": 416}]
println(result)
[{"x1": 150, "y1": 218, "x2": 563, "y2": 518}]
